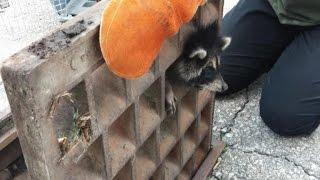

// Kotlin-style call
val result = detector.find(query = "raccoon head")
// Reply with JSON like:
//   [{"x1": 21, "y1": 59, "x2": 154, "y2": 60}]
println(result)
[
  {"x1": 187, "y1": 36, "x2": 231, "y2": 92},
  {"x1": 199, "y1": 57, "x2": 229, "y2": 92},
  {"x1": 170, "y1": 21, "x2": 231, "y2": 93}
]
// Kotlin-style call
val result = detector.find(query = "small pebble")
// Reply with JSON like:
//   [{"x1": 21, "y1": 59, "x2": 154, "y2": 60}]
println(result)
[
  {"x1": 214, "y1": 171, "x2": 222, "y2": 179},
  {"x1": 224, "y1": 133, "x2": 233, "y2": 139},
  {"x1": 228, "y1": 173, "x2": 237, "y2": 180},
  {"x1": 221, "y1": 127, "x2": 230, "y2": 134}
]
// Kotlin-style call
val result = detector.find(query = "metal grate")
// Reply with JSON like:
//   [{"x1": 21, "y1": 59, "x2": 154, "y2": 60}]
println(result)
[
  {"x1": 1, "y1": 1, "x2": 224, "y2": 179},
  {"x1": 51, "y1": 0, "x2": 70, "y2": 14}
]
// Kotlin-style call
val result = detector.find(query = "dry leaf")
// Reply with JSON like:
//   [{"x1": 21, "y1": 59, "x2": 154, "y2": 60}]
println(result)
[
  {"x1": 58, "y1": 137, "x2": 69, "y2": 154},
  {"x1": 76, "y1": 113, "x2": 92, "y2": 142}
]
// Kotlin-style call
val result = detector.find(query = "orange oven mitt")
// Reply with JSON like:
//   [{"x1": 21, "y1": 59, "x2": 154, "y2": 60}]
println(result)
[{"x1": 100, "y1": 0, "x2": 207, "y2": 79}]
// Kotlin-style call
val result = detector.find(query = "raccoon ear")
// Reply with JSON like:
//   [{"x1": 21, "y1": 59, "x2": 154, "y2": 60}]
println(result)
[
  {"x1": 222, "y1": 37, "x2": 232, "y2": 50},
  {"x1": 189, "y1": 48, "x2": 207, "y2": 59}
]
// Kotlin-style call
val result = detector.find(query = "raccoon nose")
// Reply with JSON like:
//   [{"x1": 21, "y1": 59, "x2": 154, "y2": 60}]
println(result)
[{"x1": 221, "y1": 81, "x2": 228, "y2": 92}]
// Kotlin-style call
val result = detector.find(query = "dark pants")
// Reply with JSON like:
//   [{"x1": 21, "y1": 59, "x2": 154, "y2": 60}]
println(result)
[{"x1": 220, "y1": 0, "x2": 320, "y2": 136}]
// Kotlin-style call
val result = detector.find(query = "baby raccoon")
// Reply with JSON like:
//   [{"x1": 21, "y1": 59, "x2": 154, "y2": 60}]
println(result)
[{"x1": 165, "y1": 21, "x2": 231, "y2": 116}]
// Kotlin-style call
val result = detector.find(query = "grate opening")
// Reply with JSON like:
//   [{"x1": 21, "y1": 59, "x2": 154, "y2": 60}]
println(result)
[
  {"x1": 182, "y1": 121, "x2": 197, "y2": 164},
  {"x1": 108, "y1": 104, "x2": 136, "y2": 178},
  {"x1": 90, "y1": 65, "x2": 127, "y2": 127},
  {"x1": 179, "y1": 90, "x2": 196, "y2": 135},
  {"x1": 159, "y1": 113, "x2": 178, "y2": 159},
  {"x1": 134, "y1": 132, "x2": 158, "y2": 179},
  {"x1": 138, "y1": 78, "x2": 162, "y2": 142},
  {"x1": 50, "y1": 81, "x2": 91, "y2": 156}
]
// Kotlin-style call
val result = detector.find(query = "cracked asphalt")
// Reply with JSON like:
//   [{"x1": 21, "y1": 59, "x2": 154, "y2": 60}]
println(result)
[{"x1": 209, "y1": 77, "x2": 320, "y2": 180}]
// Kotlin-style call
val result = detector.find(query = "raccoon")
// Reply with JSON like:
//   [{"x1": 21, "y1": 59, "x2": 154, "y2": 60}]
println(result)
[{"x1": 165, "y1": 21, "x2": 231, "y2": 116}]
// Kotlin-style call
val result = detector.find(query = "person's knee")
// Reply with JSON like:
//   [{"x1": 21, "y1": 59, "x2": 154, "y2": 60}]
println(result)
[
  {"x1": 217, "y1": 59, "x2": 259, "y2": 96},
  {"x1": 216, "y1": 75, "x2": 248, "y2": 96},
  {"x1": 260, "y1": 97, "x2": 319, "y2": 136}
]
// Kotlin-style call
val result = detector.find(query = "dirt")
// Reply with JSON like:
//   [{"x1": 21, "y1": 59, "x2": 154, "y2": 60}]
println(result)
[
  {"x1": 27, "y1": 20, "x2": 88, "y2": 59},
  {"x1": 62, "y1": 20, "x2": 87, "y2": 38},
  {"x1": 0, "y1": 116, "x2": 14, "y2": 137}
]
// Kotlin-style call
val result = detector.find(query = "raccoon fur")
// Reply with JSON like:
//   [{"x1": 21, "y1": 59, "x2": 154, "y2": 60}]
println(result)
[{"x1": 165, "y1": 20, "x2": 231, "y2": 116}]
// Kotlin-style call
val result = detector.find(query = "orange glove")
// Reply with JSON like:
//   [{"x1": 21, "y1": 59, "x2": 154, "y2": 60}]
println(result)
[{"x1": 100, "y1": 0, "x2": 206, "y2": 79}]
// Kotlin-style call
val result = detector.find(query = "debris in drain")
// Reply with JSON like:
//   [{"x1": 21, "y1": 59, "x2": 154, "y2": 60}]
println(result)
[
  {"x1": 76, "y1": 112, "x2": 92, "y2": 142},
  {"x1": 58, "y1": 137, "x2": 70, "y2": 155},
  {"x1": 56, "y1": 111, "x2": 92, "y2": 155},
  {"x1": 49, "y1": 92, "x2": 73, "y2": 117},
  {"x1": 50, "y1": 89, "x2": 92, "y2": 156}
]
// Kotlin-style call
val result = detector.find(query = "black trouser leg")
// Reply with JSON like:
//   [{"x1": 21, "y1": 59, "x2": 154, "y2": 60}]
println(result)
[
  {"x1": 260, "y1": 26, "x2": 320, "y2": 136},
  {"x1": 219, "y1": 0, "x2": 296, "y2": 95},
  {"x1": 219, "y1": 0, "x2": 320, "y2": 136}
]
